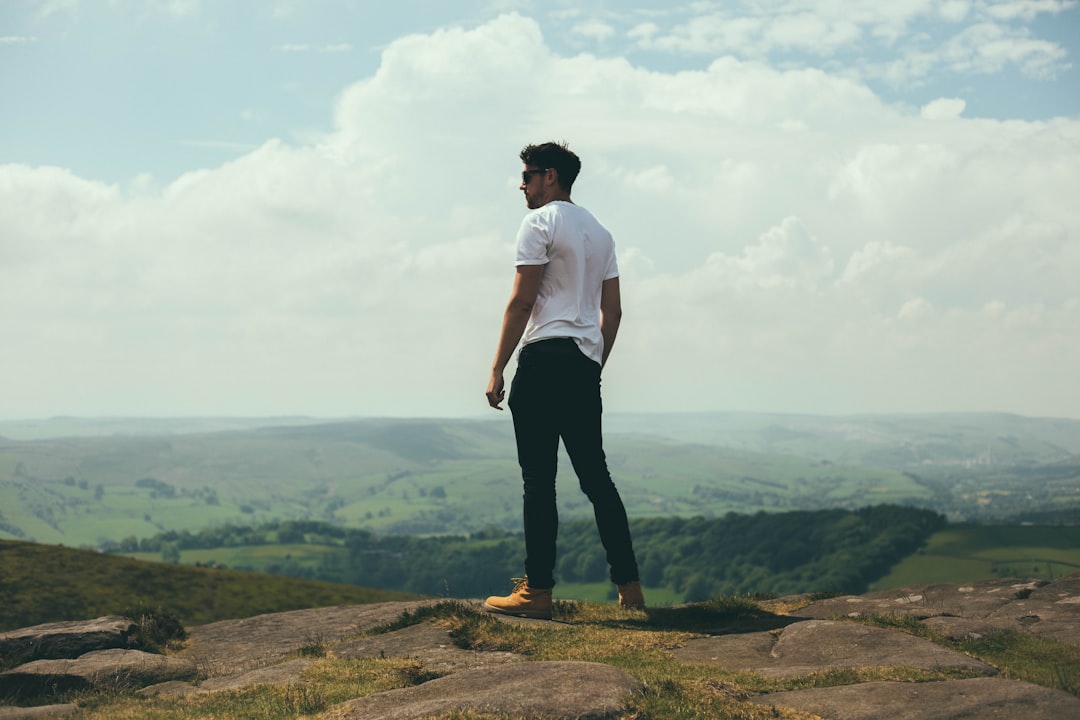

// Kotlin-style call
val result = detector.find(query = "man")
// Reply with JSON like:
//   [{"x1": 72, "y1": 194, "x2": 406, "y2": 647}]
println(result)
[{"x1": 483, "y1": 141, "x2": 644, "y2": 620}]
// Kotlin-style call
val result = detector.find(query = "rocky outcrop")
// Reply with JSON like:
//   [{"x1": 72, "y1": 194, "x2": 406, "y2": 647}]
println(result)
[
  {"x1": 0, "y1": 649, "x2": 197, "y2": 698},
  {"x1": 0, "y1": 617, "x2": 137, "y2": 665},
  {"x1": 1, "y1": 574, "x2": 1078, "y2": 719}
]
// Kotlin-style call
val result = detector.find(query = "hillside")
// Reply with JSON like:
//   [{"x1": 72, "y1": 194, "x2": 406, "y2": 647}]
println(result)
[
  {"x1": 0, "y1": 539, "x2": 420, "y2": 632},
  {"x1": 2, "y1": 413, "x2": 1078, "y2": 549}
]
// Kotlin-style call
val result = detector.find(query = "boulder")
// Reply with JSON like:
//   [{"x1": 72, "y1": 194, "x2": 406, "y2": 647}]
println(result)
[
  {"x1": 333, "y1": 661, "x2": 643, "y2": 720},
  {"x1": 0, "y1": 617, "x2": 137, "y2": 665},
  {"x1": 0, "y1": 649, "x2": 197, "y2": 699}
]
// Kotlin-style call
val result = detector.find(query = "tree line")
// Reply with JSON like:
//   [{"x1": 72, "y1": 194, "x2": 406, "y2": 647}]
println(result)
[{"x1": 112, "y1": 505, "x2": 945, "y2": 600}]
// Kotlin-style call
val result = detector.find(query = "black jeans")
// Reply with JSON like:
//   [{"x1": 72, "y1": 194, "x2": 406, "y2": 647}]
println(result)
[{"x1": 508, "y1": 338, "x2": 640, "y2": 589}]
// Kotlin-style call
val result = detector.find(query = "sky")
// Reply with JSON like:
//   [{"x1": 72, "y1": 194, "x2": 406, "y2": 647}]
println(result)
[{"x1": 1, "y1": 0, "x2": 1078, "y2": 421}]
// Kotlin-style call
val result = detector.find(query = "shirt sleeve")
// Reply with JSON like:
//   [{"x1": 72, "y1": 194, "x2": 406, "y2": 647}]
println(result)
[
  {"x1": 604, "y1": 244, "x2": 620, "y2": 280},
  {"x1": 515, "y1": 210, "x2": 552, "y2": 266}
]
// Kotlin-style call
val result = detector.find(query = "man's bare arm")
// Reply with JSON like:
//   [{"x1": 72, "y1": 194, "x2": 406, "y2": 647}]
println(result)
[
  {"x1": 486, "y1": 264, "x2": 544, "y2": 409},
  {"x1": 600, "y1": 276, "x2": 622, "y2": 369}
]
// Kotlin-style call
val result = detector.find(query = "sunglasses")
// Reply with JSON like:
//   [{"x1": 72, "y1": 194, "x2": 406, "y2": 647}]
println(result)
[{"x1": 522, "y1": 168, "x2": 549, "y2": 183}]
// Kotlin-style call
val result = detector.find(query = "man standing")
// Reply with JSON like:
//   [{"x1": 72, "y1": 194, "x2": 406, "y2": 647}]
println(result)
[{"x1": 484, "y1": 142, "x2": 644, "y2": 619}]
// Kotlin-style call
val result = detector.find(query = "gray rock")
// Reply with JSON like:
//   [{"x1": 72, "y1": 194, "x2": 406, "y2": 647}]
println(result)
[
  {"x1": 0, "y1": 706, "x2": 79, "y2": 719},
  {"x1": 177, "y1": 600, "x2": 441, "y2": 676},
  {"x1": 748, "y1": 677, "x2": 1080, "y2": 719},
  {"x1": 335, "y1": 621, "x2": 523, "y2": 674},
  {"x1": 791, "y1": 573, "x2": 1080, "y2": 647},
  {"x1": 986, "y1": 572, "x2": 1080, "y2": 646},
  {"x1": 141, "y1": 658, "x2": 315, "y2": 697},
  {"x1": 793, "y1": 577, "x2": 1048, "y2": 622},
  {"x1": 0, "y1": 649, "x2": 197, "y2": 697},
  {"x1": 671, "y1": 619, "x2": 996, "y2": 677},
  {"x1": 920, "y1": 615, "x2": 1004, "y2": 641},
  {"x1": 0, "y1": 617, "x2": 137, "y2": 664},
  {"x1": 333, "y1": 661, "x2": 643, "y2": 720}
]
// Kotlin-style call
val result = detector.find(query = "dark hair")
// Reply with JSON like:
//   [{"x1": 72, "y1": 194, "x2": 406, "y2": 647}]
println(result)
[{"x1": 520, "y1": 142, "x2": 581, "y2": 193}]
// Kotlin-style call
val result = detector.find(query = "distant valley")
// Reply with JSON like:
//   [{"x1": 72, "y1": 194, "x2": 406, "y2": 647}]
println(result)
[{"x1": 1, "y1": 412, "x2": 1078, "y2": 549}]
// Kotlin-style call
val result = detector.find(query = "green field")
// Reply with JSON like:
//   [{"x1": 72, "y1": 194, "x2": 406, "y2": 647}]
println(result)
[
  {"x1": 123, "y1": 543, "x2": 345, "y2": 575},
  {"x1": 2, "y1": 414, "x2": 1078, "y2": 552},
  {"x1": 871, "y1": 524, "x2": 1080, "y2": 589}
]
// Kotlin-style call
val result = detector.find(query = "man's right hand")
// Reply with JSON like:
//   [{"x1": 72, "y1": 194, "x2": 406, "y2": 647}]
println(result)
[{"x1": 486, "y1": 372, "x2": 506, "y2": 410}]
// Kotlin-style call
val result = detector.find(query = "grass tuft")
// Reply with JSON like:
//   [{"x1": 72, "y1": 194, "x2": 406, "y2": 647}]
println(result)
[{"x1": 120, "y1": 605, "x2": 188, "y2": 653}]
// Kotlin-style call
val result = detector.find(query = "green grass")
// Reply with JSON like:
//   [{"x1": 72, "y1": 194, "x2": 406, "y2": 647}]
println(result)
[
  {"x1": 0, "y1": 539, "x2": 421, "y2": 632},
  {"x1": 870, "y1": 524, "x2": 1080, "y2": 589}
]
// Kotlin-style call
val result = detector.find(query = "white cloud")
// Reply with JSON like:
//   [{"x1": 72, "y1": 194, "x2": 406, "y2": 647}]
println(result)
[
  {"x1": 571, "y1": 19, "x2": 616, "y2": 41},
  {"x1": 941, "y1": 22, "x2": 1069, "y2": 77},
  {"x1": 980, "y1": 0, "x2": 1077, "y2": 22},
  {"x1": 702, "y1": 217, "x2": 837, "y2": 292},
  {"x1": 2, "y1": 12, "x2": 1078, "y2": 418},
  {"x1": 621, "y1": 1, "x2": 1071, "y2": 85},
  {"x1": 921, "y1": 97, "x2": 966, "y2": 118},
  {"x1": 627, "y1": 21, "x2": 660, "y2": 42},
  {"x1": 841, "y1": 241, "x2": 916, "y2": 284},
  {"x1": 0, "y1": 36, "x2": 39, "y2": 44},
  {"x1": 939, "y1": 0, "x2": 974, "y2": 22}
]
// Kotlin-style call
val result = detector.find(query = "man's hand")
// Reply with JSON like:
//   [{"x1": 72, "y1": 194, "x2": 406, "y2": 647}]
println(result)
[
  {"x1": 486, "y1": 265, "x2": 543, "y2": 411},
  {"x1": 486, "y1": 372, "x2": 506, "y2": 410}
]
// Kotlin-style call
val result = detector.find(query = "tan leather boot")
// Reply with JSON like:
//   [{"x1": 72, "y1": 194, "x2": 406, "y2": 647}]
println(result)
[
  {"x1": 483, "y1": 577, "x2": 553, "y2": 620},
  {"x1": 618, "y1": 581, "x2": 645, "y2": 610}
]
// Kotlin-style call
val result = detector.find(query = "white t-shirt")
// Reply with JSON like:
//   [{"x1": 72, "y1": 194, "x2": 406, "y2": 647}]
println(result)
[{"x1": 515, "y1": 200, "x2": 619, "y2": 365}]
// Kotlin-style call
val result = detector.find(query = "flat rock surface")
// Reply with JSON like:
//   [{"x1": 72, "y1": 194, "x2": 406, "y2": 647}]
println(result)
[
  {"x1": 332, "y1": 661, "x2": 643, "y2": 720},
  {"x1": 986, "y1": 573, "x2": 1080, "y2": 646},
  {"x1": 0, "y1": 617, "x2": 137, "y2": 664},
  {"x1": 748, "y1": 677, "x2": 1080, "y2": 719},
  {"x1": 792, "y1": 577, "x2": 1047, "y2": 622},
  {"x1": 176, "y1": 600, "x2": 438, "y2": 675},
  {"x1": 671, "y1": 619, "x2": 996, "y2": 677},
  {"x1": 789, "y1": 575, "x2": 1080, "y2": 648},
  {"x1": 335, "y1": 621, "x2": 522, "y2": 673},
  {"x1": 140, "y1": 658, "x2": 316, "y2": 697}
]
